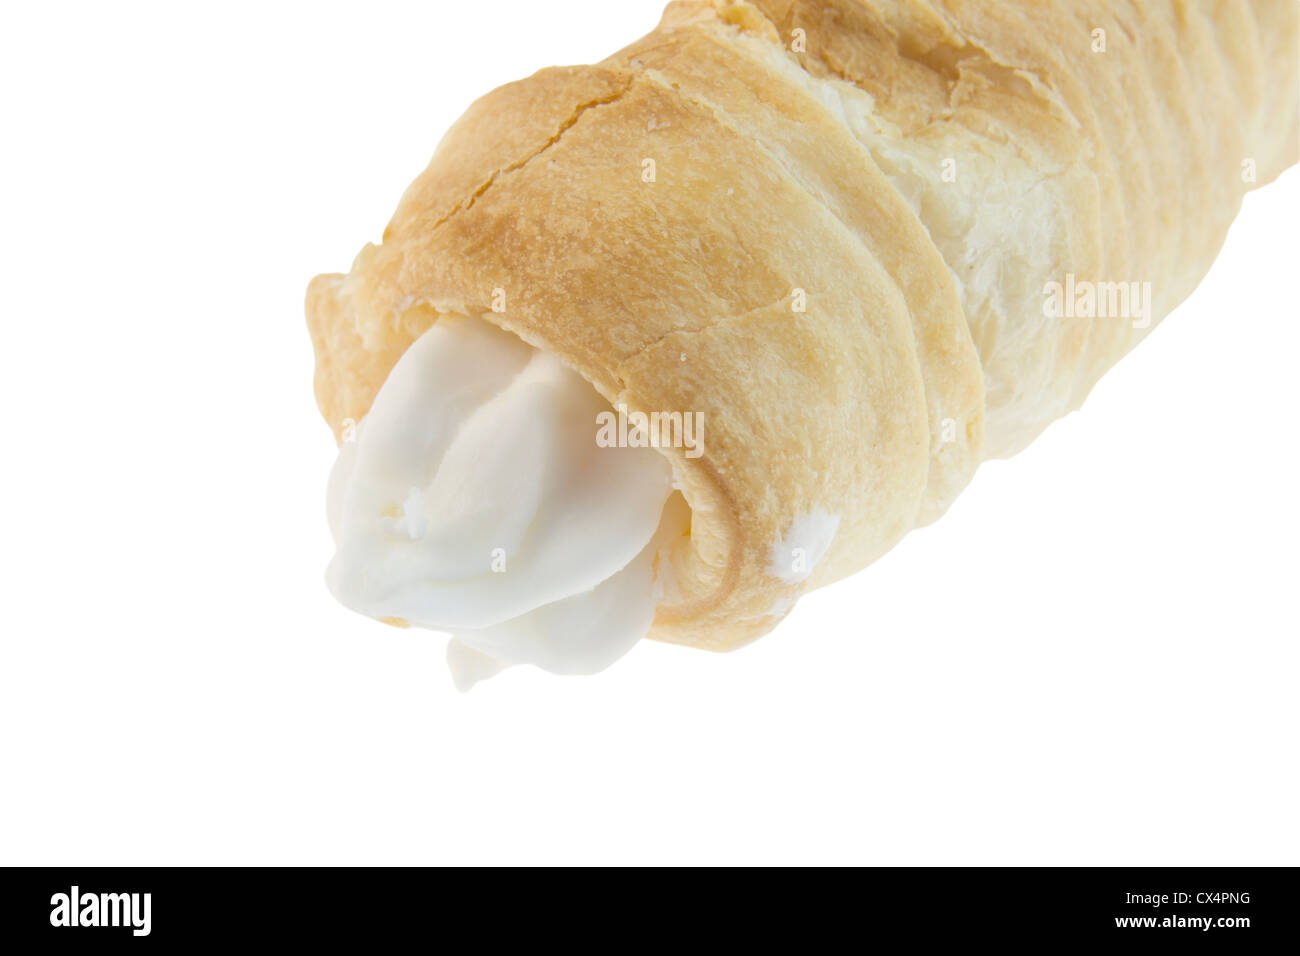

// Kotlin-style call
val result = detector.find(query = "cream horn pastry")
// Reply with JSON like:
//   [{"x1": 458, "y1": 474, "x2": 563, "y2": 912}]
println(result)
[{"x1": 307, "y1": 0, "x2": 1299, "y2": 682}]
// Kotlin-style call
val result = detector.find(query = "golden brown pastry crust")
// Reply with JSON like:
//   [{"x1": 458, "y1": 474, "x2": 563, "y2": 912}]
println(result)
[{"x1": 307, "y1": 0, "x2": 1299, "y2": 651}]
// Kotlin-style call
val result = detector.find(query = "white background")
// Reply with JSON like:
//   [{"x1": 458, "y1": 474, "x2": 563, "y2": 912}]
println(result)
[{"x1": 1, "y1": 0, "x2": 1296, "y2": 866}]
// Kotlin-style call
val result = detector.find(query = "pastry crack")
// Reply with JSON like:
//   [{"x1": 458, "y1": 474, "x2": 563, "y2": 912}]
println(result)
[{"x1": 425, "y1": 78, "x2": 636, "y2": 237}]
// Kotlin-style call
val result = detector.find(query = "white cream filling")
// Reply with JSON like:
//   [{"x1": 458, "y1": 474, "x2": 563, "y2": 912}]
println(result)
[
  {"x1": 326, "y1": 315, "x2": 682, "y2": 687},
  {"x1": 767, "y1": 510, "x2": 840, "y2": 585}
]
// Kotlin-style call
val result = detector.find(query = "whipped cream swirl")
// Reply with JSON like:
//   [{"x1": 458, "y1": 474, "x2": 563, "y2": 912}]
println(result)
[{"x1": 326, "y1": 316, "x2": 682, "y2": 688}]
